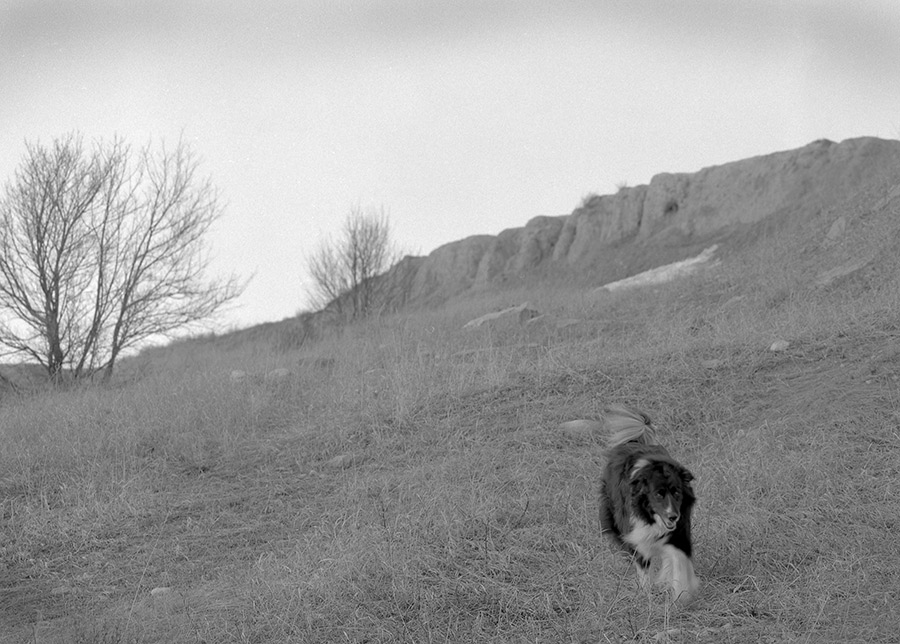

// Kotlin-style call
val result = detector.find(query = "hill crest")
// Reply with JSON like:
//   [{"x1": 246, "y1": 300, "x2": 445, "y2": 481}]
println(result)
[{"x1": 385, "y1": 136, "x2": 900, "y2": 305}]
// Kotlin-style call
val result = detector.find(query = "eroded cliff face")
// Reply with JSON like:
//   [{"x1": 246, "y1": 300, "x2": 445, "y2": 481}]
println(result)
[
  {"x1": 402, "y1": 235, "x2": 495, "y2": 303},
  {"x1": 636, "y1": 137, "x2": 900, "y2": 239},
  {"x1": 388, "y1": 137, "x2": 900, "y2": 304}
]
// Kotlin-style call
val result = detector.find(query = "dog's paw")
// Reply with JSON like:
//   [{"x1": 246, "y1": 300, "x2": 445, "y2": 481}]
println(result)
[{"x1": 672, "y1": 575, "x2": 701, "y2": 606}]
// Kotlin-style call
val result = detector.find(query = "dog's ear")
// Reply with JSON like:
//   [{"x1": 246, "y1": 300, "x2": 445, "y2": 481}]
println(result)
[
  {"x1": 629, "y1": 464, "x2": 650, "y2": 493},
  {"x1": 629, "y1": 458, "x2": 651, "y2": 481}
]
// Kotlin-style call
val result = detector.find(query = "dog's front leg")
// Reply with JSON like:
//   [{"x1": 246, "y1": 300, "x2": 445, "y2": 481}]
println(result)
[
  {"x1": 634, "y1": 557, "x2": 652, "y2": 590},
  {"x1": 660, "y1": 544, "x2": 699, "y2": 605}
]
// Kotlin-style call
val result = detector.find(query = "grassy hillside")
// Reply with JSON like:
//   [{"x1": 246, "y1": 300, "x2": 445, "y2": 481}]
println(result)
[{"x1": 2, "y1": 178, "x2": 899, "y2": 643}]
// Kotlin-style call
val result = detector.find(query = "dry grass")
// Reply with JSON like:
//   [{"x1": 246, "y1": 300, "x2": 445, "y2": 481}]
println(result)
[{"x1": 3, "y1": 185, "x2": 900, "y2": 643}]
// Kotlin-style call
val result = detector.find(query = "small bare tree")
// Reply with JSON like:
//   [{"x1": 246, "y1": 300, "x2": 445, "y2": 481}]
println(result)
[
  {"x1": 306, "y1": 205, "x2": 400, "y2": 320},
  {"x1": 0, "y1": 133, "x2": 243, "y2": 381}
]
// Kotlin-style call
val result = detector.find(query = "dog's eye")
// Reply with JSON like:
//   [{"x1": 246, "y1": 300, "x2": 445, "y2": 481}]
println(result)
[{"x1": 656, "y1": 491, "x2": 665, "y2": 499}]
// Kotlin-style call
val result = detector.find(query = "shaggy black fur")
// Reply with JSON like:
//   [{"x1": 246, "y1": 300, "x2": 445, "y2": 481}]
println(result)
[{"x1": 600, "y1": 441, "x2": 695, "y2": 570}]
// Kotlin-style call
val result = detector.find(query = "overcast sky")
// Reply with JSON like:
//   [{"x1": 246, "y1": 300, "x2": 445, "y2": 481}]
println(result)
[{"x1": 2, "y1": 1, "x2": 899, "y2": 328}]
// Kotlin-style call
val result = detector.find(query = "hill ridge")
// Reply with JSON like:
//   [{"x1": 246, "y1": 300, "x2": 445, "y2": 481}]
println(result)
[{"x1": 385, "y1": 136, "x2": 900, "y2": 305}]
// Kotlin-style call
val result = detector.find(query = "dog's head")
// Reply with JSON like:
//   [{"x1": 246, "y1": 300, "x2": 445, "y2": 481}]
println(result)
[{"x1": 631, "y1": 459, "x2": 694, "y2": 532}]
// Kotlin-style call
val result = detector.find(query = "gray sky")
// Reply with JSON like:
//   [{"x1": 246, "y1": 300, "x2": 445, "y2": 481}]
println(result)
[{"x1": 3, "y1": 0, "x2": 899, "y2": 328}]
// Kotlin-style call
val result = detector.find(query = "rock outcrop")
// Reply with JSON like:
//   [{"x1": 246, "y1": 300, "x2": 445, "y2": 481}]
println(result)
[
  {"x1": 462, "y1": 302, "x2": 541, "y2": 330},
  {"x1": 393, "y1": 235, "x2": 495, "y2": 304},
  {"x1": 382, "y1": 137, "x2": 900, "y2": 305}
]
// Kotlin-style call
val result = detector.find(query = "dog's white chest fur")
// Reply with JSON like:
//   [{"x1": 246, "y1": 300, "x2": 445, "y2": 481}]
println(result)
[
  {"x1": 622, "y1": 515, "x2": 670, "y2": 560},
  {"x1": 622, "y1": 515, "x2": 699, "y2": 604}
]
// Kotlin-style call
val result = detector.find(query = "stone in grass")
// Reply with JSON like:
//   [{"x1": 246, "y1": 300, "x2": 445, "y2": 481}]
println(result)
[
  {"x1": 150, "y1": 586, "x2": 173, "y2": 596},
  {"x1": 558, "y1": 419, "x2": 603, "y2": 440},
  {"x1": 325, "y1": 454, "x2": 365, "y2": 469},
  {"x1": 814, "y1": 258, "x2": 870, "y2": 288},
  {"x1": 769, "y1": 339, "x2": 790, "y2": 352},
  {"x1": 463, "y1": 302, "x2": 541, "y2": 329},
  {"x1": 823, "y1": 215, "x2": 846, "y2": 246},
  {"x1": 265, "y1": 367, "x2": 292, "y2": 382}
]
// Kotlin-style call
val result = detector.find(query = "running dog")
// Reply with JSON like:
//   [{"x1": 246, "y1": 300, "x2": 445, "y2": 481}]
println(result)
[{"x1": 599, "y1": 405, "x2": 699, "y2": 604}]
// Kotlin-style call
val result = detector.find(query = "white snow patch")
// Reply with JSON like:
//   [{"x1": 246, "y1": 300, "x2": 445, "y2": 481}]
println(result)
[{"x1": 596, "y1": 245, "x2": 719, "y2": 293}]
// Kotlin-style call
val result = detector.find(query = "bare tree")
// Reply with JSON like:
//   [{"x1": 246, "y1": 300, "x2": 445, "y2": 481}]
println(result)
[
  {"x1": 0, "y1": 133, "x2": 244, "y2": 381},
  {"x1": 306, "y1": 205, "x2": 401, "y2": 320}
]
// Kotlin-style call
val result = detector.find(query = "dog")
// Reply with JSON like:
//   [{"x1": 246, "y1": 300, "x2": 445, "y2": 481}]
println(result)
[{"x1": 599, "y1": 404, "x2": 699, "y2": 604}]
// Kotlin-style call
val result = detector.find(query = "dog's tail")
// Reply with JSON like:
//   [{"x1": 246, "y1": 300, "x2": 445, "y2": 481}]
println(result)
[{"x1": 605, "y1": 404, "x2": 657, "y2": 447}]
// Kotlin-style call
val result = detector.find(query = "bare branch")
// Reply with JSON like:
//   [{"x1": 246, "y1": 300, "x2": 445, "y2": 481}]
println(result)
[
  {"x1": 304, "y1": 205, "x2": 401, "y2": 321},
  {"x1": 0, "y1": 133, "x2": 245, "y2": 381}
]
